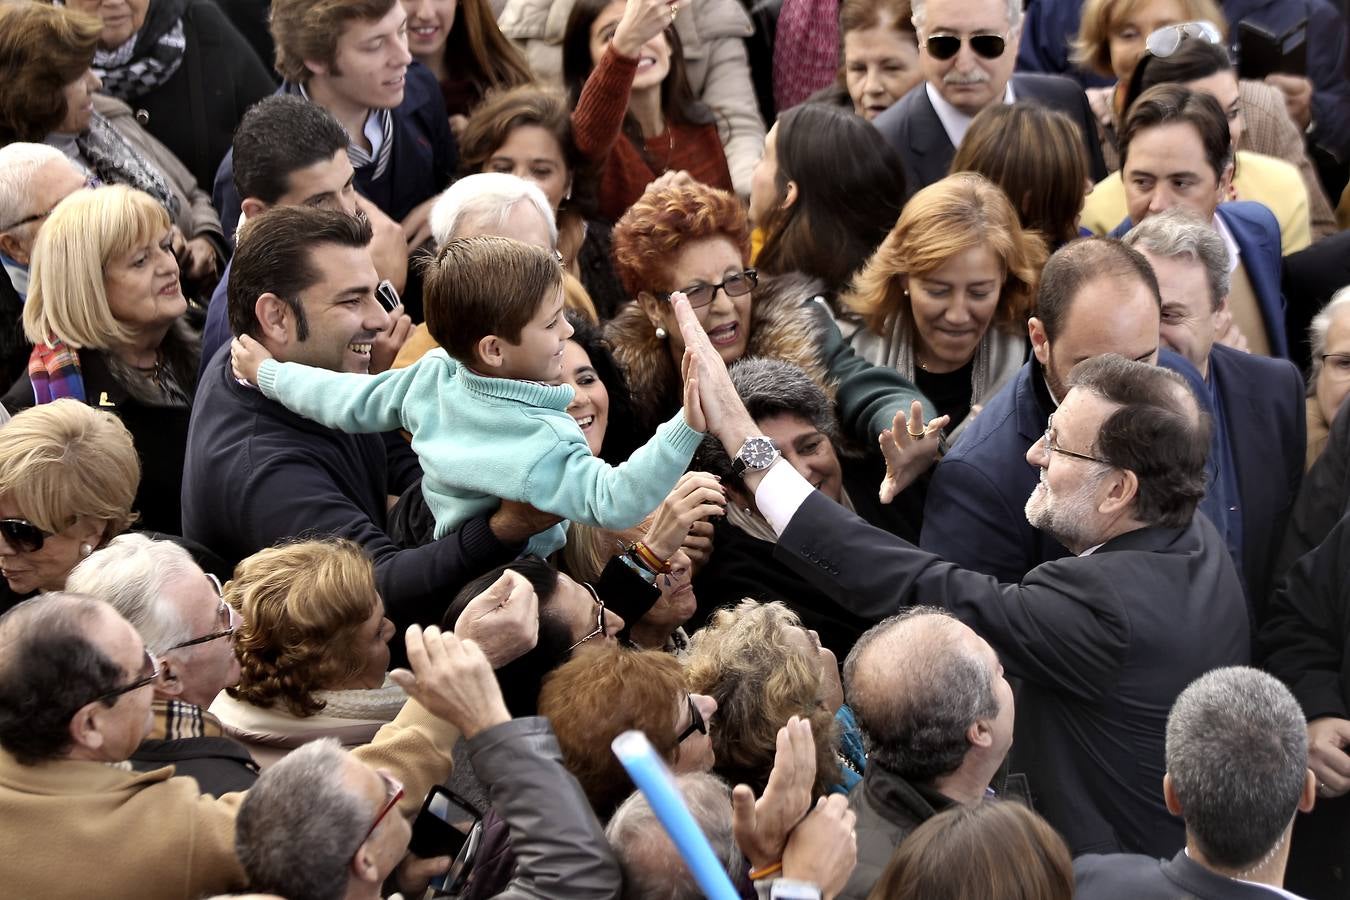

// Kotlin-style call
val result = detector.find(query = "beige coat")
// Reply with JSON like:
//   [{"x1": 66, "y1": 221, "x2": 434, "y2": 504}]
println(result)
[
  {"x1": 497, "y1": 0, "x2": 765, "y2": 196},
  {"x1": 0, "y1": 699, "x2": 459, "y2": 900}
]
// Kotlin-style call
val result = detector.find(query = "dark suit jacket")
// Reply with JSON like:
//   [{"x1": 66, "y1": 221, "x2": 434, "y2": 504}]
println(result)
[
  {"x1": 773, "y1": 490, "x2": 1250, "y2": 856},
  {"x1": 872, "y1": 74, "x2": 1108, "y2": 192},
  {"x1": 1074, "y1": 849, "x2": 1292, "y2": 899}
]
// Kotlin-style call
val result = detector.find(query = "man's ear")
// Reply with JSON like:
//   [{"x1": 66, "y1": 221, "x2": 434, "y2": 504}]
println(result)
[
  {"x1": 967, "y1": 718, "x2": 994, "y2": 750},
  {"x1": 0, "y1": 232, "x2": 27, "y2": 267},
  {"x1": 1162, "y1": 773, "x2": 1183, "y2": 816},
  {"x1": 476, "y1": 335, "x2": 505, "y2": 370},
  {"x1": 157, "y1": 656, "x2": 186, "y2": 698},
  {"x1": 349, "y1": 839, "x2": 381, "y2": 885},
  {"x1": 1028, "y1": 317, "x2": 1050, "y2": 368},
  {"x1": 1099, "y1": 467, "x2": 1139, "y2": 517},
  {"x1": 255, "y1": 293, "x2": 295, "y2": 346},
  {"x1": 68, "y1": 702, "x2": 106, "y2": 754},
  {"x1": 239, "y1": 197, "x2": 269, "y2": 221}
]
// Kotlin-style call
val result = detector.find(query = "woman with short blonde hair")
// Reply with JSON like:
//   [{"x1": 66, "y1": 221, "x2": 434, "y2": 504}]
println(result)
[
  {"x1": 212, "y1": 539, "x2": 399, "y2": 767},
  {"x1": 5, "y1": 184, "x2": 200, "y2": 534},
  {"x1": 0, "y1": 399, "x2": 139, "y2": 606},
  {"x1": 843, "y1": 173, "x2": 1044, "y2": 437}
]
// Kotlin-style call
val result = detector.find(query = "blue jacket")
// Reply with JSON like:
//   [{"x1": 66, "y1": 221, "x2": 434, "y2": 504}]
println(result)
[
  {"x1": 919, "y1": 351, "x2": 1227, "y2": 583},
  {"x1": 198, "y1": 258, "x2": 232, "y2": 381},
  {"x1": 1112, "y1": 202, "x2": 1288, "y2": 357},
  {"x1": 210, "y1": 62, "x2": 456, "y2": 243}
]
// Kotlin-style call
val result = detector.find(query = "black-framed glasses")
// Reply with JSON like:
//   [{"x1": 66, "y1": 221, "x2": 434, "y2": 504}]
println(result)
[
  {"x1": 923, "y1": 31, "x2": 1009, "y2": 61},
  {"x1": 1145, "y1": 20, "x2": 1223, "y2": 58},
  {"x1": 1041, "y1": 413, "x2": 1111, "y2": 466},
  {"x1": 660, "y1": 268, "x2": 758, "y2": 309},
  {"x1": 676, "y1": 694, "x2": 707, "y2": 743},
  {"x1": 566, "y1": 582, "x2": 607, "y2": 652},
  {"x1": 93, "y1": 648, "x2": 163, "y2": 704},
  {"x1": 0, "y1": 518, "x2": 51, "y2": 554},
  {"x1": 358, "y1": 770, "x2": 406, "y2": 849},
  {"x1": 164, "y1": 575, "x2": 239, "y2": 651}
]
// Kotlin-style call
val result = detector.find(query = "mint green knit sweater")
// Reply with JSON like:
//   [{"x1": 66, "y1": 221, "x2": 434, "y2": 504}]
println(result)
[{"x1": 255, "y1": 350, "x2": 703, "y2": 557}]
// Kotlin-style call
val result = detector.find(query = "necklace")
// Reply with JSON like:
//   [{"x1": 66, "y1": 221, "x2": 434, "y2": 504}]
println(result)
[{"x1": 133, "y1": 351, "x2": 164, "y2": 386}]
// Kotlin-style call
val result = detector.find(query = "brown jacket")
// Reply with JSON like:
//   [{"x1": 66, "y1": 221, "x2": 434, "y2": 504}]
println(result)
[{"x1": 0, "y1": 699, "x2": 459, "y2": 900}]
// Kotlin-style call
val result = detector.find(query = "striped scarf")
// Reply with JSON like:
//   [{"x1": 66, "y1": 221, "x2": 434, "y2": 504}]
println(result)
[
  {"x1": 288, "y1": 81, "x2": 395, "y2": 180},
  {"x1": 27, "y1": 338, "x2": 84, "y2": 404}
]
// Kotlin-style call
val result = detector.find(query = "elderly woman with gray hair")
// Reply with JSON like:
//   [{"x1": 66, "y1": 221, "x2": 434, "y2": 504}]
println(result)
[
  {"x1": 692, "y1": 358, "x2": 920, "y2": 657},
  {"x1": 1305, "y1": 289, "x2": 1350, "y2": 470}
]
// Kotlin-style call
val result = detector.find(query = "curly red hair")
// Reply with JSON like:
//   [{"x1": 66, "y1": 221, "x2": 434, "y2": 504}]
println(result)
[{"x1": 611, "y1": 182, "x2": 750, "y2": 299}]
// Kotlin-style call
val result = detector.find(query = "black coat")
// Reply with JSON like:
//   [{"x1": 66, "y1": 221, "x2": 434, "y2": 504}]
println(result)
[
  {"x1": 872, "y1": 73, "x2": 1108, "y2": 194},
  {"x1": 1075, "y1": 849, "x2": 1295, "y2": 899},
  {"x1": 122, "y1": 0, "x2": 275, "y2": 192},
  {"x1": 839, "y1": 764, "x2": 955, "y2": 900},
  {"x1": 0, "y1": 271, "x2": 26, "y2": 395},
  {"x1": 1278, "y1": 393, "x2": 1350, "y2": 579},
  {"x1": 129, "y1": 735, "x2": 260, "y2": 797},
  {"x1": 773, "y1": 489, "x2": 1250, "y2": 857}
]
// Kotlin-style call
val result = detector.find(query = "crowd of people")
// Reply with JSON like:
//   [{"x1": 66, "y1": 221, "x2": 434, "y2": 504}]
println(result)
[{"x1": 1, "y1": 0, "x2": 1349, "y2": 896}]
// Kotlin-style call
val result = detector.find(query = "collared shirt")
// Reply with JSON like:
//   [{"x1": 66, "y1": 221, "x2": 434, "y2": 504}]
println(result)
[
  {"x1": 1182, "y1": 849, "x2": 1307, "y2": 899},
  {"x1": 294, "y1": 81, "x2": 393, "y2": 179},
  {"x1": 926, "y1": 80, "x2": 1017, "y2": 148},
  {"x1": 1213, "y1": 213, "x2": 1242, "y2": 274},
  {"x1": 1, "y1": 253, "x2": 27, "y2": 301}
]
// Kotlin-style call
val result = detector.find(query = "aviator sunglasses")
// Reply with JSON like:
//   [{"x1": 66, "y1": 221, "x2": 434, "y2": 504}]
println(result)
[{"x1": 923, "y1": 31, "x2": 1009, "y2": 60}]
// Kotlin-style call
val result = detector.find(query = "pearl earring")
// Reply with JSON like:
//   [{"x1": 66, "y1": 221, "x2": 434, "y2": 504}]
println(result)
[
  {"x1": 79, "y1": 543, "x2": 93, "y2": 558},
  {"x1": 655, "y1": 326, "x2": 668, "y2": 339}
]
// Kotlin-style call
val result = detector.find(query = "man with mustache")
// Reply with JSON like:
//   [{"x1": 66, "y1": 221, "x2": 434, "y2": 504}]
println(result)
[{"x1": 873, "y1": 0, "x2": 1107, "y2": 192}]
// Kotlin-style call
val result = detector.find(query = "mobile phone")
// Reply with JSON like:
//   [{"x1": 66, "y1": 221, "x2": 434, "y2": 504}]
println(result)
[
  {"x1": 1236, "y1": 19, "x2": 1307, "y2": 80},
  {"x1": 375, "y1": 279, "x2": 402, "y2": 313},
  {"x1": 409, "y1": 786, "x2": 483, "y2": 896}
]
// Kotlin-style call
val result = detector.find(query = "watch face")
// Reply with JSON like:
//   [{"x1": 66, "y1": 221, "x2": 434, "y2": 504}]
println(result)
[{"x1": 741, "y1": 437, "x2": 777, "y2": 468}]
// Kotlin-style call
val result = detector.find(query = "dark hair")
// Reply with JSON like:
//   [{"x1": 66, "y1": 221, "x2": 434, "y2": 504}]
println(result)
[
  {"x1": 228, "y1": 206, "x2": 373, "y2": 341},
  {"x1": 696, "y1": 358, "x2": 841, "y2": 487},
  {"x1": 1124, "y1": 37, "x2": 1232, "y2": 114},
  {"x1": 0, "y1": 594, "x2": 125, "y2": 765},
  {"x1": 231, "y1": 96, "x2": 351, "y2": 204},
  {"x1": 0, "y1": 3, "x2": 101, "y2": 143},
  {"x1": 1035, "y1": 238, "x2": 1161, "y2": 343},
  {"x1": 1067, "y1": 353, "x2": 1211, "y2": 528},
  {"x1": 868, "y1": 802, "x2": 1074, "y2": 900},
  {"x1": 843, "y1": 609, "x2": 999, "y2": 782},
  {"x1": 561, "y1": 0, "x2": 715, "y2": 167},
  {"x1": 423, "y1": 236, "x2": 563, "y2": 366},
  {"x1": 1120, "y1": 84, "x2": 1232, "y2": 183},
  {"x1": 951, "y1": 102, "x2": 1089, "y2": 248},
  {"x1": 756, "y1": 104, "x2": 906, "y2": 295},
  {"x1": 436, "y1": 0, "x2": 533, "y2": 102},
  {"x1": 567, "y1": 310, "x2": 642, "y2": 463},
  {"x1": 443, "y1": 557, "x2": 575, "y2": 717}
]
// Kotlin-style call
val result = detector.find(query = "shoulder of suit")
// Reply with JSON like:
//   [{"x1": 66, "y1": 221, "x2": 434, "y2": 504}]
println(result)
[{"x1": 1217, "y1": 199, "x2": 1280, "y2": 232}]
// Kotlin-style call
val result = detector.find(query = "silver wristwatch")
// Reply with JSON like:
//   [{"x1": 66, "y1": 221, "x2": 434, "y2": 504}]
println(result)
[{"x1": 730, "y1": 436, "x2": 779, "y2": 478}]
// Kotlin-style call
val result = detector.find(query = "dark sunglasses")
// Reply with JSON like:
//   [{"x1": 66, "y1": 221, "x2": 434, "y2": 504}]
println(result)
[
  {"x1": 0, "y1": 518, "x2": 51, "y2": 553},
  {"x1": 660, "y1": 268, "x2": 758, "y2": 310},
  {"x1": 676, "y1": 693, "x2": 708, "y2": 743},
  {"x1": 923, "y1": 32, "x2": 1008, "y2": 60}
]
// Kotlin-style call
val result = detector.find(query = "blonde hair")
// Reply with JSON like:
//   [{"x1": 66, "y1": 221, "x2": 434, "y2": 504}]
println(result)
[
  {"x1": 226, "y1": 539, "x2": 381, "y2": 717},
  {"x1": 23, "y1": 185, "x2": 171, "y2": 350},
  {"x1": 842, "y1": 173, "x2": 1045, "y2": 339},
  {"x1": 1072, "y1": 0, "x2": 1227, "y2": 78},
  {"x1": 0, "y1": 399, "x2": 138, "y2": 535}
]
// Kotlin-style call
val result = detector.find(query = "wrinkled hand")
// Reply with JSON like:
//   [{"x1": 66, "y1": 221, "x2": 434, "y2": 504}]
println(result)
[
  {"x1": 613, "y1": 0, "x2": 679, "y2": 58},
  {"x1": 645, "y1": 169, "x2": 697, "y2": 196},
  {"x1": 878, "y1": 401, "x2": 949, "y2": 503},
  {"x1": 682, "y1": 520, "x2": 715, "y2": 573},
  {"x1": 1212, "y1": 306, "x2": 1250, "y2": 353},
  {"x1": 781, "y1": 794, "x2": 858, "y2": 899},
  {"x1": 489, "y1": 499, "x2": 565, "y2": 545},
  {"x1": 394, "y1": 853, "x2": 451, "y2": 897},
  {"x1": 401, "y1": 196, "x2": 437, "y2": 250},
  {"x1": 680, "y1": 341, "x2": 707, "y2": 432},
  {"x1": 644, "y1": 471, "x2": 726, "y2": 561},
  {"x1": 1085, "y1": 85, "x2": 1114, "y2": 128},
  {"x1": 1308, "y1": 717, "x2": 1350, "y2": 798},
  {"x1": 230, "y1": 334, "x2": 273, "y2": 385},
  {"x1": 732, "y1": 716, "x2": 816, "y2": 870},
  {"x1": 452, "y1": 569, "x2": 540, "y2": 668},
  {"x1": 1267, "y1": 74, "x2": 1313, "y2": 131},
  {"x1": 370, "y1": 310, "x2": 413, "y2": 374},
  {"x1": 672, "y1": 293, "x2": 758, "y2": 454},
  {"x1": 183, "y1": 236, "x2": 220, "y2": 283},
  {"x1": 390, "y1": 625, "x2": 512, "y2": 738}
]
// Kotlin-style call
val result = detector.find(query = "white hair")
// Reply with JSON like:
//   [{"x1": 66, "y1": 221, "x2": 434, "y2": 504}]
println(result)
[
  {"x1": 66, "y1": 533, "x2": 203, "y2": 653},
  {"x1": 429, "y1": 172, "x2": 558, "y2": 249},
  {"x1": 912, "y1": 0, "x2": 1022, "y2": 31},
  {"x1": 1308, "y1": 286, "x2": 1350, "y2": 391},
  {"x1": 0, "y1": 143, "x2": 77, "y2": 233}
]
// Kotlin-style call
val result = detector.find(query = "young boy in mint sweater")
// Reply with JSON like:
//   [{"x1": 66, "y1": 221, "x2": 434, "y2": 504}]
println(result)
[{"x1": 231, "y1": 235, "x2": 707, "y2": 558}]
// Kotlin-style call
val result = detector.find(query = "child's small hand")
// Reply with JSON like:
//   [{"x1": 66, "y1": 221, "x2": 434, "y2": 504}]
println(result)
[{"x1": 231, "y1": 334, "x2": 272, "y2": 386}]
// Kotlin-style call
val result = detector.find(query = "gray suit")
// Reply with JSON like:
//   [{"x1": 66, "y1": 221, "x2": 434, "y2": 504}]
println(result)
[{"x1": 1075, "y1": 849, "x2": 1304, "y2": 899}]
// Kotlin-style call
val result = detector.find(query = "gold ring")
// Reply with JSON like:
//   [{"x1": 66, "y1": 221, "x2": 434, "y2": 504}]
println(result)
[{"x1": 907, "y1": 427, "x2": 926, "y2": 439}]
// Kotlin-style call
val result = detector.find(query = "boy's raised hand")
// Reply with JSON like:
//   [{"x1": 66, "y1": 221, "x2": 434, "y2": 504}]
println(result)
[{"x1": 230, "y1": 334, "x2": 273, "y2": 386}]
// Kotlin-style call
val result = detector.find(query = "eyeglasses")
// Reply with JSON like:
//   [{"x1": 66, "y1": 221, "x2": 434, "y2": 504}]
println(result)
[
  {"x1": 1145, "y1": 20, "x2": 1223, "y2": 58},
  {"x1": 164, "y1": 575, "x2": 239, "y2": 651},
  {"x1": 923, "y1": 31, "x2": 1009, "y2": 61},
  {"x1": 1040, "y1": 413, "x2": 1111, "y2": 466},
  {"x1": 676, "y1": 694, "x2": 708, "y2": 743},
  {"x1": 1321, "y1": 353, "x2": 1350, "y2": 377},
  {"x1": 358, "y1": 770, "x2": 406, "y2": 848},
  {"x1": 660, "y1": 268, "x2": 758, "y2": 309},
  {"x1": 0, "y1": 518, "x2": 52, "y2": 553},
  {"x1": 0, "y1": 175, "x2": 100, "y2": 232},
  {"x1": 566, "y1": 582, "x2": 607, "y2": 652},
  {"x1": 93, "y1": 648, "x2": 163, "y2": 704}
]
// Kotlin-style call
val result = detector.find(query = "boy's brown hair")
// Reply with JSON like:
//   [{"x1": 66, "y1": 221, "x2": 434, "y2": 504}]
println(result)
[
  {"x1": 425, "y1": 236, "x2": 564, "y2": 366},
  {"x1": 270, "y1": 0, "x2": 397, "y2": 85}
]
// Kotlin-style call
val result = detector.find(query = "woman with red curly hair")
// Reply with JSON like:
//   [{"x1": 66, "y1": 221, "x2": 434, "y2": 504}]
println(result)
[
  {"x1": 606, "y1": 181, "x2": 931, "y2": 444},
  {"x1": 210, "y1": 539, "x2": 399, "y2": 767}
]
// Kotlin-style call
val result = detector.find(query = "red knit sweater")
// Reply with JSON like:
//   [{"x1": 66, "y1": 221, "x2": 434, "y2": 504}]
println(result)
[{"x1": 572, "y1": 45, "x2": 734, "y2": 222}]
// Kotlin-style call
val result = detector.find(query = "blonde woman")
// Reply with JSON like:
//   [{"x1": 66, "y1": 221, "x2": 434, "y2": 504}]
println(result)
[
  {"x1": 843, "y1": 173, "x2": 1045, "y2": 440},
  {"x1": 211, "y1": 539, "x2": 399, "y2": 767},
  {"x1": 0, "y1": 399, "x2": 139, "y2": 610},
  {"x1": 5, "y1": 184, "x2": 198, "y2": 534}
]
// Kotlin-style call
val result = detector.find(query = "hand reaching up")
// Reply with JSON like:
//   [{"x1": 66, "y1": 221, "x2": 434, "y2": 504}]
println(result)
[
  {"x1": 390, "y1": 624, "x2": 512, "y2": 739},
  {"x1": 731, "y1": 716, "x2": 816, "y2": 871},
  {"x1": 878, "y1": 400, "x2": 949, "y2": 503}
]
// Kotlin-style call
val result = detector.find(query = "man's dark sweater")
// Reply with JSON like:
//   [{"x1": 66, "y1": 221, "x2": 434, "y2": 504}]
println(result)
[{"x1": 181, "y1": 346, "x2": 518, "y2": 633}]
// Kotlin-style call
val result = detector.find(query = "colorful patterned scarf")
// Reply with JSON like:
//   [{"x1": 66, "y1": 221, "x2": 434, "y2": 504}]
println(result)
[{"x1": 27, "y1": 338, "x2": 85, "y2": 404}]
